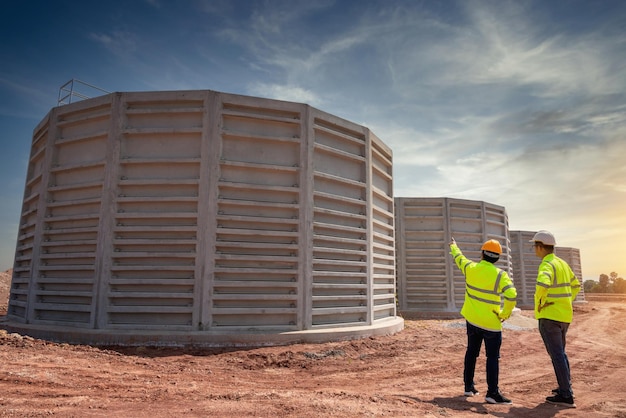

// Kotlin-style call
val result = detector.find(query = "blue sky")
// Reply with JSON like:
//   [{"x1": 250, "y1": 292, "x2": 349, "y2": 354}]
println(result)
[{"x1": 1, "y1": 0, "x2": 625, "y2": 280}]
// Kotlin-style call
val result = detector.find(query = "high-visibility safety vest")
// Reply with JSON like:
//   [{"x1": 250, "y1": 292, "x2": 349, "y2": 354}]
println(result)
[
  {"x1": 450, "y1": 244, "x2": 517, "y2": 332},
  {"x1": 534, "y1": 253, "x2": 581, "y2": 323}
]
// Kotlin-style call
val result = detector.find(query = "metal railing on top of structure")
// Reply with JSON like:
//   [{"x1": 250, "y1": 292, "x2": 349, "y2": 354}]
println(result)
[{"x1": 57, "y1": 79, "x2": 110, "y2": 106}]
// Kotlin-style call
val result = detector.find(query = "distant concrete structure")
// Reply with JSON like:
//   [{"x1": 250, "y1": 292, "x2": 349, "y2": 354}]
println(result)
[
  {"x1": 509, "y1": 230, "x2": 541, "y2": 307},
  {"x1": 510, "y1": 231, "x2": 585, "y2": 307},
  {"x1": 555, "y1": 246, "x2": 586, "y2": 303},
  {"x1": 7, "y1": 89, "x2": 402, "y2": 346},
  {"x1": 395, "y1": 197, "x2": 511, "y2": 315}
]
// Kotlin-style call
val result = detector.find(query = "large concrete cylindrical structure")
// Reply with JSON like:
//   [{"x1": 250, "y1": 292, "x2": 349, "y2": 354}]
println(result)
[
  {"x1": 7, "y1": 90, "x2": 402, "y2": 346},
  {"x1": 395, "y1": 197, "x2": 511, "y2": 314}
]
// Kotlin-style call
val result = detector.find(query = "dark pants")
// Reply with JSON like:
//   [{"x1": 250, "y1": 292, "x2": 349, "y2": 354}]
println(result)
[
  {"x1": 539, "y1": 318, "x2": 573, "y2": 398},
  {"x1": 464, "y1": 321, "x2": 502, "y2": 395}
]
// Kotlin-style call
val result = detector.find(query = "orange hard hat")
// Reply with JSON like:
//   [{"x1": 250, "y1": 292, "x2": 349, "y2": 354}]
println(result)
[{"x1": 481, "y1": 239, "x2": 502, "y2": 254}]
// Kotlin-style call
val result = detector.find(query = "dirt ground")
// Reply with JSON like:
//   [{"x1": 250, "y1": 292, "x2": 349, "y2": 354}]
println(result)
[{"x1": 1, "y1": 269, "x2": 625, "y2": 417}]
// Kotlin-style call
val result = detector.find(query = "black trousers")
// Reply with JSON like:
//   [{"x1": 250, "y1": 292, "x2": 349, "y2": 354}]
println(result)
[{"x1": 464, "y1": 321, "x2": 502, "y2": 395}]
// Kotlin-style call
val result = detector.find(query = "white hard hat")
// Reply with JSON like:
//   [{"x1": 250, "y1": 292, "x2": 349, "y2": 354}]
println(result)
[{"x1": 529, "y1": 230, "x2": 556, "y2": 246}]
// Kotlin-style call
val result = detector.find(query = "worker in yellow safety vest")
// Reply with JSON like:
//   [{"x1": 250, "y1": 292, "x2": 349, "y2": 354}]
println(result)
[
  {"x1": 530, "y1": 230, "x2": 581, "y2": 408},
  {"x1": 449, "y1": 237, "x2": 517, "y2": 405}
]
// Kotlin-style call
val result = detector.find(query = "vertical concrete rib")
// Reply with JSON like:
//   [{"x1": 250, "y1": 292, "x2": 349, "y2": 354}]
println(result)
[
  {"x1": 301, "y1": 104, "x2": 314, "y2": 330},
  {"x1": 195, "y1": 91, "x2": 212, "y2": 330},
  {"x1": 94, "y1": 93, "x2": 121, "y2": 329},
  {"x1": 25, "y1": 111, "x2": 57, "y2": 323},
  {"x1": 202, "y1": 91, "x2": 222, "y2": 330},
  {"x1": 446, "y1": 198, "x2": 455, "y2": 311},
  {"x1": 364, "y1": 128, "x2": 373, "y2": 325}
]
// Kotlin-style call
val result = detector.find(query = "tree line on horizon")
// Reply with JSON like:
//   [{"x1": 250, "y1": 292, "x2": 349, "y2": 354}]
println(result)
[{"x1": 584, "y1": 272, "x2": 626, "y2": 294}]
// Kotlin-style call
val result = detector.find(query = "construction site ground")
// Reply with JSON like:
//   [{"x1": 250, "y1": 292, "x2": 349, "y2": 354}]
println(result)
[{"x1": 0, "y1": 269, "x2": 625, "y2": 417}]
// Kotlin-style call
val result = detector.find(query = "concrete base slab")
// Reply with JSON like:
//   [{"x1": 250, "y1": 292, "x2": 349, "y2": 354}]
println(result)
[
  {"x1": 0, "y1": 316, "x2": 404, "y2": 348},
  {"x1": 504, "y1": 308, "x2": 538, "y2": 330}
]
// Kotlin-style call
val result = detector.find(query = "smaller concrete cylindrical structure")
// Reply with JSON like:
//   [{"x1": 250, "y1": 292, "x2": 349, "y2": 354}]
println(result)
[
  {"x1": 509, "y1": 230, "x2": 540, "y2": 307},
  {"x1": 555, "y1": 247, "x2": 586, "y2": 303},
  {"x1": 510, "y1": 231, "x2": 585, "y2": 307},
  {"x1": 395, "y1": 197, "x2": 511, "y2": 314}
]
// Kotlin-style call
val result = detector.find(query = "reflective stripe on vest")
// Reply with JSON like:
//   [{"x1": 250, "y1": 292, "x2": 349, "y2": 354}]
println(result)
[
  {"x1": 465, "y1": 270, "x2": 504, "y2": 306},
  {"x1": 543, "y1": 260, "x2": 573, "y2": 298}
]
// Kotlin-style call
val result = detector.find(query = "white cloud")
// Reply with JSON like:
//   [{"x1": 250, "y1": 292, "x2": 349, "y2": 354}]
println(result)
[
  {"x1": 89, "y1": 31, "x2": 139, "y2": 58},
  {"x1": 248, "y1": 82, "x2": 322, "y2": 107}
]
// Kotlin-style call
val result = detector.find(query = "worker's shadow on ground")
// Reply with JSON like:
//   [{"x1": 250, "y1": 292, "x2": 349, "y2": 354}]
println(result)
[{"x1": 399, "y1": 395, "x2": 560, "y2": 417}]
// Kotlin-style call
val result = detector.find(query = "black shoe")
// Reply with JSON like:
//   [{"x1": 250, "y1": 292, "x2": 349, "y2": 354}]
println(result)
[
  {"x1": 485, "y1": 391, "x2": 512, "y2": 404},
  {"x1": 546, "y1": 394, "x2": 576, "y2": 408},
  {"x1": 464, "y1": 387, "x2": 479, "y2": 397},
  {"x1": 552, "y1": 388, "x2": 575, "y2": 398}
]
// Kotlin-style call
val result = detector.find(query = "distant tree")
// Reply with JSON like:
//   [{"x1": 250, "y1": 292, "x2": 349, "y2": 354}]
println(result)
[
  {"x1": 598, "y1": 274, "x2": 611, "y2": 293},
  {"x1": 613, "y1": 276, "x2": 626, "y2": 294},
  {"x1": 610, "y1": 272, "x2": 620, "y2": 286},
  {"x1": 583, "y1": 279, "x2": 599, "y2": 293}
]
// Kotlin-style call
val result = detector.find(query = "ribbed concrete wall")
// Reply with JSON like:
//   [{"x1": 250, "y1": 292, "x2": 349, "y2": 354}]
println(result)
[
  {"x1": 509, "y1": 230, "x2": 540, "y2": 307},
  {"x1": 395, "y1": 197, "x2": 511, "y2": 314},
  {"x1": 510, "y1": 231, "x2": 585, "y2": 306},
  {"x1": 555, "y1": 247, "x2": 586, "y2": 302},
  {"x1": 7, "y1": 90, "x2": 402, "y2": 346}
]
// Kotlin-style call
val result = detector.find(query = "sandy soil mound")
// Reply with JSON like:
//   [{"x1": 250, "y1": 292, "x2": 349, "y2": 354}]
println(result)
[{"x1": 0, "y1": 269, "x2": 10, "y2": 315}]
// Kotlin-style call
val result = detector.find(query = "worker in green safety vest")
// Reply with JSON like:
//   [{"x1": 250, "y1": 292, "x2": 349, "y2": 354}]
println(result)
[
  {"x1": 449, "y1": 237, "x2": 517, "y2": 405},
  {"x1": 530, "y1": 230, "x2": 581, "y2": 409}
]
